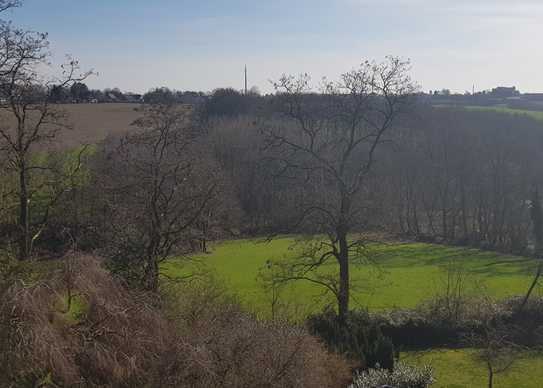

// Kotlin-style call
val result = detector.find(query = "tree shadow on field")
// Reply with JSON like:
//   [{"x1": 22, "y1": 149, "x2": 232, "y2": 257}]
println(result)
[{"x1": 369, "y1": 242, "x2": 536, "y2": 278}]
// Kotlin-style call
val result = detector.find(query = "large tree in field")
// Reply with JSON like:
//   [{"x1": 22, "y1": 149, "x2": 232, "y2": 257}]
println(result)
[
  {"x1": 263, "y1": 57, "x2": 415, "y2": 322},
  {"x1": 0, "y1": 0, "x2": 90, "y2": 259}
]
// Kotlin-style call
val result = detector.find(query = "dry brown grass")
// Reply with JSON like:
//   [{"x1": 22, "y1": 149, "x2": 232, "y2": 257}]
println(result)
[
  {"x1": 0, "y1": 255, "x2": 351, "y2": 387},
  {"x1": 0, "y1": 256, "x2": 184, "y2": 386}
]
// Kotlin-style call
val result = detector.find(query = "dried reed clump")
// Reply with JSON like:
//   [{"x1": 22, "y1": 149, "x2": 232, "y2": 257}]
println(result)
[
  {"x1": 0, "y1": 255, "x2": 187, "y2": 387},
  {"x1": 0, "y1": 255, "x2": 351, "y2": 387}
]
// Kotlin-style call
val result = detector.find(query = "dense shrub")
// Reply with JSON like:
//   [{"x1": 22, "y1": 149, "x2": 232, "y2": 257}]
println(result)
[
  {"x1": 374, "y1": 295, "x2": 543, "y2": 350},
  {"x1": 378, "y1": 308, "x2": 479, "y2": 349},
  {"x1": 307, "y1": 294, "x2": 543, "y2": 363},
  {"x1": 307, "y1": 308, "x2": 395, "y2": 370},
  {"x1": 503, "y1": 296, "x2": 543, "y2": 347},
  {"x1": 0, "y1": 255, "x2": 351, "y2": 387},
  {"x1": 162, "y1": 276, "x2": 352, "y2": 387},
  {"x1": 350, "y1": 363, "x2": 435, "y2": 388}
]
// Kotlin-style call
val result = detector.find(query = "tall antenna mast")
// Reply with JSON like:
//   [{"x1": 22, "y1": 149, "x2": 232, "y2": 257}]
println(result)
[{"x1": 244, "y1": 65, "x2": 248, "y2": 95}]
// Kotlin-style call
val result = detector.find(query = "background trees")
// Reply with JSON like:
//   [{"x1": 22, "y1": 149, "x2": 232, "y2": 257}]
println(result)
[
  {"x1": 378, "y1": 107, "x2": 543, "y2": 253},
  {"x1": 201, "y1": 88, "x2": 260, "y2": 120},
  {"x1": 70, "y1": 82, "x2": 90, "y2": 102},
  {"x1": 143, "y1": 87, "x2": 176, "y2": 104}
]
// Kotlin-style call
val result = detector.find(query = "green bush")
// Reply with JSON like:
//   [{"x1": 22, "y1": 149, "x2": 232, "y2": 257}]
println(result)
[{"x1": 307, "y1": 308, "x2": 395, "y2": 370}]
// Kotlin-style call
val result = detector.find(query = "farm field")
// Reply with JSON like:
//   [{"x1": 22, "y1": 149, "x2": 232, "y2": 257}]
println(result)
[
  {"x1": 162, "y1": 237, "x2": 539, "y2": 317},
  {"x1": 464, "y1": 105, "x2": 543, "y2": 122},
  {"x1": 403, "y1": 349, "x2": 543, "y2": 388},
  {"x1": 45, "y1": 103, "x2": 140, "y2": 149}
]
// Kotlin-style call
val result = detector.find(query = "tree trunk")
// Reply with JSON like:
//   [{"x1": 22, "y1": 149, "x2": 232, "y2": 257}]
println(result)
[
  {"x1": 144, "y1": 257, "x2": 159, "y2": 291},
  {"x1": 18, "y1": 164, "x2": 30, "y2": 260},
  {"x1": 144, "y1": 235, "x2": 160, "y2": 291},
  {"x1": 337, "y1": 230, "x2": 349, "y2": 324},
  {"x1": 519, "y1": 189, "x2": 543, "y2": 313},
  {"x1": 488, "y1": 366, "x2": 493, "y2": 388},
  {"x1": 460, "y1": 178, "x2": 469, "y2": 242},
  {"x1": 519, "y1": 261, "x2": 542, "y2": 314}
]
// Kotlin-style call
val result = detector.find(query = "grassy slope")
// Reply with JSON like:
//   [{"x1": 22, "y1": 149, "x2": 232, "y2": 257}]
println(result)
[
  {"x1": 162, "y1": 237, "x2": 538, "y2": 316},
  {"x1": 404, "y1": 349, "x2": 543, "y2": 388},
  {"x1": 463, "y1": 105, "x2": 543, "y2": 122}
]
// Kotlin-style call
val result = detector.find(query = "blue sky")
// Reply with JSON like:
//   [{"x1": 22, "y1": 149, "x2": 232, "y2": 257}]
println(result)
[{"x1": 8, "y1": 0, "x2": 543, "y2": 93}]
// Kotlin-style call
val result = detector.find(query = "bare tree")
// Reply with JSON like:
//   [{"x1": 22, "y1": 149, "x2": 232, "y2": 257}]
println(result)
[
  {"x1": 0, "y1": 0, "x2": 19, "y2": 15},
  {"x1": 97, "y1": 104, "x2": 219, "y2": 290},
  {"x1": 466, "y1": 299, "x2": 523, "y2": 388},
  {"x1": 0, "y1": 2, "x2": 91, "y2": 259},
  {"x1": 429, "y1": 258, "x2": 471, "y2": 324},
  {"x1": 262, "y1": 57, "x2": 415, "y2": 322}
]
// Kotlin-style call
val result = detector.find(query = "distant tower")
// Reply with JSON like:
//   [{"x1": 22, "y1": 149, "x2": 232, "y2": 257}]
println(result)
[{"x1": 244, "y1": 65, "x2": 248, "y2": 95}]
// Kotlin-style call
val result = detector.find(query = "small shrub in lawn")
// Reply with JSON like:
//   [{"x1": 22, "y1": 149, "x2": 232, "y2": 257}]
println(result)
[{"x1": 350, "y1": 362, "x2": 435, "y2": 388}]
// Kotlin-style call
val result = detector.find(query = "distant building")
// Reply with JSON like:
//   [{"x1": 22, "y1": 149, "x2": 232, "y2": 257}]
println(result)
[{"x1": 490, "y1": 86, "x2": 519, "y2": 98}]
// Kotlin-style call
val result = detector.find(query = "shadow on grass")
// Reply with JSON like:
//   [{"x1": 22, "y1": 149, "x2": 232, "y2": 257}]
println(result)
[{"x1": 367, "y1": 242, "x2": 535, "y2": 278}]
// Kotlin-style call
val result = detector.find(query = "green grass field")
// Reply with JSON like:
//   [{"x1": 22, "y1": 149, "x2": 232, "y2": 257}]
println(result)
[
  {"x1": 464, "y1": 105, "x2": 543, "y2": 122},
  {"x1": 162, "y1": 238, "x2": 543, "y2": 388},
  {"x1": 162, "y1": 237, "x2": 539, "y2": 316},
  {"x1": 404, "y1": 349, "x2": 543, "y2": 388}
]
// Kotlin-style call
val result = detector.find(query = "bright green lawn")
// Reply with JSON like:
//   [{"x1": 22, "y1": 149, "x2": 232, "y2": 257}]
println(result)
[
  {"x1": 404, "y1": 349, "x2": 543, "y2": 388},
  {"x1": 163, "y1": 238, "x2": 543, "y2": 387},
  {"x1": 162, "y1": 237, "x2": 539, "y2": 316}
]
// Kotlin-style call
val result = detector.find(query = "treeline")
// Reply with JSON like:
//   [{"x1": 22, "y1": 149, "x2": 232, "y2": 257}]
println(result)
[
  {"x1": 49, "y1": 83, "x2": 210, "y2": 104},
  {"x1": 50, "y1": 83, "x2": 143, "y2": 103},
  {"x1": 379, "y1": 107, "x2": 543, "y2": 253},
  {"x1": 48, "y1": 82, "x2": 254, "y2": 106}
]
